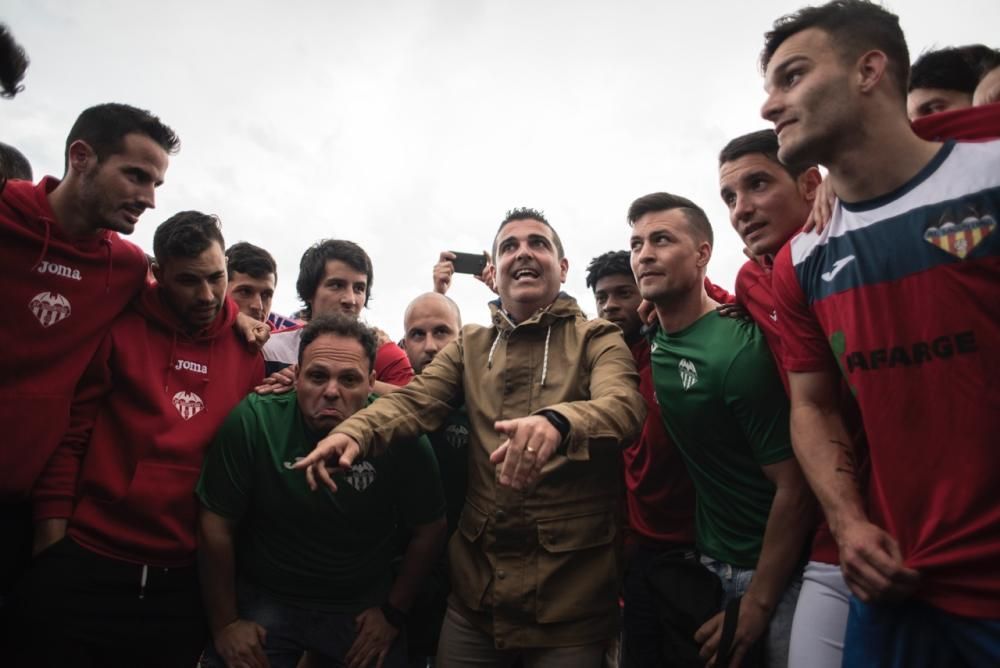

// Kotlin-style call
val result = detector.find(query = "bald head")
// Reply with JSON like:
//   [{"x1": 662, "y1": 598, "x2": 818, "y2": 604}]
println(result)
[{"x1": 402, "y1": 292, "x2": 462, "y2": 374}]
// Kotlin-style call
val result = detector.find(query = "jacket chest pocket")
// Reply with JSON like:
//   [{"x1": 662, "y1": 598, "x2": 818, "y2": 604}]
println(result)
[{"x1": 535, "y1": 510, "x2": 618, "y2": 624}]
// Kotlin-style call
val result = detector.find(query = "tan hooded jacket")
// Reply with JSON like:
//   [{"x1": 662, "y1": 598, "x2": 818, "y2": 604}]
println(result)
[{"x1": 335, "y1": 293, "x2": 645, "y2": 649}]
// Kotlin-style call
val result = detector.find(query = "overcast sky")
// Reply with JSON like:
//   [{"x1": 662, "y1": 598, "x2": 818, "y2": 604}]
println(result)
[{"x1": 6, "y1": 0, "x2": 998, "y2": 339}]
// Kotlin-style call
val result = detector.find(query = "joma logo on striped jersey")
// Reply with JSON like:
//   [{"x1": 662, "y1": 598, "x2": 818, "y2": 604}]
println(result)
[
  {"x1": 174, "y1": 359, "x2": 208, "y2": 374},
  {"x1": 36, "y1": 260, "x2": 82, "y2": 281},
  {"x1": 821, "y1": 255, "x2": 856, "y2": 282},
  {"x1": 844, "y1": 331, "x2": 977, "y2": 372},
  {"x1": 678, "y1": 359, "x2": 698, "y2": 391}
]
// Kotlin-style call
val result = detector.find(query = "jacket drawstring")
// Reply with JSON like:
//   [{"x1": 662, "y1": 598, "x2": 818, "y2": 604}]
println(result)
[
  {"x1": 102, "y1": 237, "x2": 113, "y2": 291},
  {"x1": 539, "y1": 325, "x2": 552, "y2": 388},
  {"x1": 30, "y1": 218, "x2": 52, "y2": 271},
  {"x1": 139, "y1": 564, "x2": 148, "y2": 599},
  {"x1": 487, "y1": 330, "x2": 504, "y2": 369}
]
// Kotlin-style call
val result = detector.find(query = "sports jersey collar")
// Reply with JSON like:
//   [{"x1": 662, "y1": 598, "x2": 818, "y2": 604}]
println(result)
[{"x1": 841, "y1": 140, "x2": 955, "y2": 213}]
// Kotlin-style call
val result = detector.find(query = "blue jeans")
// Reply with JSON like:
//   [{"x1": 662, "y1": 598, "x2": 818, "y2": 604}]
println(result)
[
  {"x1": 699, "y1": 556, "x2": 802, "y2": 668},
  {"x1": 842, "y1": 596, "x2": 1000, "y2": 668},
  {"x1": 201, "y1": 581, "x2": 408, "y2": 668}
]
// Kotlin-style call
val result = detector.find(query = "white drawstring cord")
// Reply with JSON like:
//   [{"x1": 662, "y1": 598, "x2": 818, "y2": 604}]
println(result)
[
  {"x1": 487, "y1": 330, "x2": 504, "y2": 369},
  {"x1": 539, "y1": 325, "x2": 552, "y2": 388}
]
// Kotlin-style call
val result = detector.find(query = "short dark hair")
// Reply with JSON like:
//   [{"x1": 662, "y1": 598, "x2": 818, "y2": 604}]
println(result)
[
  {"x1": 64, "y1": 103, "x2": 180, "y2": 173},
  {"x1": 627, "y1": 193, "x2": 714, "y2": 246},
  {"x1": 0, "y1": 24, "x2": 29, "y2": 99},
  {"x1": 719, "y1": 129, "x2": 815, "y2": 177},
  {"x1": 492, "y1": 207, "x2": 565, "y2": 259},
  {"x1": 910, "y1": 45, "x2": 998, "y2": 94},
  {"x1": 153, "y1": 211, "x2": 225, "y2": 267},
  {"x1": 226, "y1": 241, "x2": 277, "y2": 282},
  {"x1": 298, "y1": 313, "x2": 379, "y2": 372},
  {"x1": 974, "y1": 48, "x2": 1000, "y2": 80},
  {"x1": 585, "y1": 250, "x2": 633, "y2": 290},
  {"x1": 761, "y1": 0, "x2": 910, "y2": 100},
  {"x1": 296, "y1": 239, "x2": 373, "y2": 320},
  {"x1": 0, "y1": 142, "x2": 32, "y2": 181}
]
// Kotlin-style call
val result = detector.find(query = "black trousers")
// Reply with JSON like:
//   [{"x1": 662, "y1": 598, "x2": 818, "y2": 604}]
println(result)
[
  {"x1": 0, "y1": 501, "x2": 34, "y2": 665},
  {"x1": 16, "y1": 536, "x2": 207, "y2": 668}
]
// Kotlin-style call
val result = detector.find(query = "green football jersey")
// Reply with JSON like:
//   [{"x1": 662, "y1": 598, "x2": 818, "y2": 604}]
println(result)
[{"x1": 650, "y1": 312, "x2": 792, "y2": 568}]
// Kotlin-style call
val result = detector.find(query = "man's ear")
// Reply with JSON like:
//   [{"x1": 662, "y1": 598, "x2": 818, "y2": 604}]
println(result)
[
  {"x1": 856, "y1": 49, "x2": 890, "y2": 94},
  {"x1": 368, "y1": 369, "x2": 376, "y2": 391},
  {"x1": 799, "y1": 166, "x2": 824, "y2": 203},
  {"x1": 66, "y1": 140, "x2": 96, "y2": 176},
  {"x1": 559, "y1": 257, "x2": 569, "y2": 283},
  {"x1": 695, "y1": 240, "x2": 713, "y2": 269},
  {"x1": 151, "y1": 261, "x2": 163, "y2": 284}
]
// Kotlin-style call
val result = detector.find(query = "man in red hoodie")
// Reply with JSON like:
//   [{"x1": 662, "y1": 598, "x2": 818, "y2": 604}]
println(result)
[
  {"x1": 20, "y1": 211, "x2": 265, "y2": 668},
  {"x1": 0, "y1": 103, "x2": 178, "y2": 651},
  {"x1": 0, "y1": 104, "x2": 178, "y2": 502}
]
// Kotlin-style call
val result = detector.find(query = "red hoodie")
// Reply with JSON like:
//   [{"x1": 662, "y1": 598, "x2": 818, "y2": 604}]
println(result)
[
  {"x1": 33, "y1": 285, "x2": 264, "y2": 567},
  {"x1": 0, "y1": 177, "x2": 149, "y2": 498}
]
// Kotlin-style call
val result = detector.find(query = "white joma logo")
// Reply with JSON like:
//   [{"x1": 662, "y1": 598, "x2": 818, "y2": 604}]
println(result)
[
  {"x1": 175, "y1": 359, "x2": 208, "y2": 374},
  {"x1": 821, "y1": 255, "x2": 856, "y2": 282},
  {"x1": 37, "y1": 261, "x2": 82, "y2": 281}
]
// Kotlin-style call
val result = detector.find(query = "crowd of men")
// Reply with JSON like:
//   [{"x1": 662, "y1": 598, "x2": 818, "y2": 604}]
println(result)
[{"x1": 1, "y1": 1, "x2": 998, "y2": 667}]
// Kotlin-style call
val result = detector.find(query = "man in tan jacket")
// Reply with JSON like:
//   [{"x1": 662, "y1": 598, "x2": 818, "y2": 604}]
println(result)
[{"x1": 297, "y1": 208, "x2": 645, "y2": 667}]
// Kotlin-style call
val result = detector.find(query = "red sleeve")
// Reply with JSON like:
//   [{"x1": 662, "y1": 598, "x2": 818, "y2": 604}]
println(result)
[
  {"x1": 247, "y1": 352, "x2": 266, "y2": 393},
  {"x1": 911, "y1": 102, "x2": 1000, "y2": 142},
  {"x1": 32, "y1": 331, "x2": 115, "y2": 520},
  {"x1": 734, "y1": 263, "x2": 754, "y2": 309},
  {"x1": 374, "y1": 341, "x2": 414, "y2": 387},
  {"x1": 771, "y1": 244, "x2": 837, "y2": 373},
  {"x1": 704, "y1": 276, "x2": 735, "y2": 304}
]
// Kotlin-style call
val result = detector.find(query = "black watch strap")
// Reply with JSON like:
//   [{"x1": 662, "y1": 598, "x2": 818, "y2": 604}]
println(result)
[{"x1": 539, "y1": 410, "x2": 570, "y2": 454}]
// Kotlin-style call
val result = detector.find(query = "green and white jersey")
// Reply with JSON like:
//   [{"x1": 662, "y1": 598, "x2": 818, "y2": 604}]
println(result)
[{"x1": 650, "y1": 312, "x2": 792, "y2": 568}]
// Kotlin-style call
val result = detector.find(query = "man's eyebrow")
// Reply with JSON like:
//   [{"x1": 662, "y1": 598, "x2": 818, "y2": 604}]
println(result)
[
  {"x1": 771, "y1": 54, "x2": 808, "y2": 77},
  {"x1": 765, "y1": 54, "x2": 809, "y2": 88},
  {"x1": 743, "y1": 170, "x2": 773, "y2": 184}
]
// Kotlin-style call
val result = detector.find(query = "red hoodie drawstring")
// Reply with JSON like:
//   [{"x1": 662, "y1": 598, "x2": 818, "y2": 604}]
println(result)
[
  {"x1": 102, "y1": 237, "x2": 113, "y2": 292},
  {"x1": 30, "y1": 218, "x2": 52, "y2": 271},
  {"x1": 203, "y1": 340, "x2": 214, "y2": 386},
  {"x1": 165, "y1": 333, "x2": 178, "y2": 394}
]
